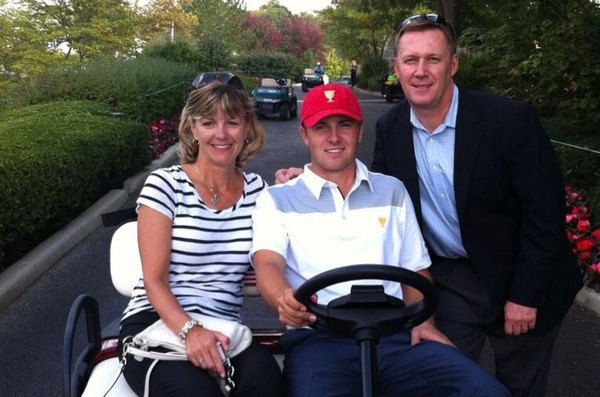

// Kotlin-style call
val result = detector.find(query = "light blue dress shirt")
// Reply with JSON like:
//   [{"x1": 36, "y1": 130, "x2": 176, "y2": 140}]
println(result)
[{"x1": 411, "y1": 85, "x2": 468, "y2": 259}]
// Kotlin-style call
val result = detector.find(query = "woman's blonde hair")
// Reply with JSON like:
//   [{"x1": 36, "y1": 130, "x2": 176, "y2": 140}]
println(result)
[{"x1": 178, "y1": 82, "x2": 266, "y2": 168}]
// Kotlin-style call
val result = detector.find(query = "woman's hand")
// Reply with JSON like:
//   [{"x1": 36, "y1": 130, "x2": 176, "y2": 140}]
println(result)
[{"x1": 185, "y1": 326, "x2": 231, "y2": 378}]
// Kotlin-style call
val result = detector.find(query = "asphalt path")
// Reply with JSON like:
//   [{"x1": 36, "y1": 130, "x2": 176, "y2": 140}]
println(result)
[{"x1": 0, "y1": 89, "x2": 598, "y2": 396}]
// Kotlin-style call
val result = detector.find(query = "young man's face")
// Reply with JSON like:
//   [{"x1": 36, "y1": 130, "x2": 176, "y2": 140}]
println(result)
[
  {"x1": 301, "y1": 115, "x2": 363, "y2": 179},
  {"x1": 394, "y1": 29, "x2": 458, "y2": 113}
]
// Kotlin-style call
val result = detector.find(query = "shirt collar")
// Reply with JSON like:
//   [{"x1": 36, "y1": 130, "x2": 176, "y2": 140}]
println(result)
[
  {"x1": 410, "y1": 84, "x2": 459, "y2": 133},
  {"x1": 302, "y1": 159, "x2": 373, "y2": 200}
]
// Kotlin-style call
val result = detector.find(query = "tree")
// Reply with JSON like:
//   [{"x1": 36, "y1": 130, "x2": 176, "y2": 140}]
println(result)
[
  {"x1": 139, "y1": 0, "x2": 198, "y2": 42},
  {"x1": 186, "y1": 0, "x2": 246, "y2": 53},
  {"x1": 437, "y1": 0, "x2": 465, "y2": 36},
  {"x1": 459, "y1": 0, "x2": 600, "y2": 129},
  {"x1": 321, "y1": 0, "x2": 414, "y2": 86},
  {"x1": 18, "y1": 0, "x2": 140, "y2": 62},
  {"x1": 280, "y1": 15, "x2": 324, "y2": 61},
  {"x1": 240, "y1": 12, "x2": 282, "y2": 54},
  {"x1": 257, "y1": 0, "x2": 292, "y2": 28}
]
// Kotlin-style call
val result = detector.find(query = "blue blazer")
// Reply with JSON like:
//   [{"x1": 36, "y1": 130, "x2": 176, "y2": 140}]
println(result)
[{"x1": 372, "y1": 88, "x2": 582, "y2": 333}]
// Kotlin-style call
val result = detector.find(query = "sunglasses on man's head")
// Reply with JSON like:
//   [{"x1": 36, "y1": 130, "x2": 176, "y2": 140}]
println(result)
[
  {"x1": 397, "y1": 13, "x2": 455, "y2": 42},
  {"x1": 400, "y1": 13, "x2": 449, "y2": 29}
]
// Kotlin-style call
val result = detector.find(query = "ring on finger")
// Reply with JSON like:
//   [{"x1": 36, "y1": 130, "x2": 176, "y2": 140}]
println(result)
[{"x1": 198, "y1": 358, "x2": 204, "y2": 365}]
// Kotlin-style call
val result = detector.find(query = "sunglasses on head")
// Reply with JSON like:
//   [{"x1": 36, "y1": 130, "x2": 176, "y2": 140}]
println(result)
[
  {"x1": 400, "y1": 13, "x2": 449, "y2": 29},
  {"x1": 192, "y1": 72, "x2": 245, "y2": 91}
]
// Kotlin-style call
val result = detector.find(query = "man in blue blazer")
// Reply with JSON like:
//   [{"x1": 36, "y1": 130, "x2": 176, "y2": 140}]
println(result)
[{"x1": 372, "y1": 14, "x2": 582, "y2": 397}]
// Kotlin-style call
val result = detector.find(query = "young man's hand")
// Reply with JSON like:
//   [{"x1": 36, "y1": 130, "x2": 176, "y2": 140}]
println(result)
[{"x1": 277, "y1": 288, "x2": 317, "y2": 327}]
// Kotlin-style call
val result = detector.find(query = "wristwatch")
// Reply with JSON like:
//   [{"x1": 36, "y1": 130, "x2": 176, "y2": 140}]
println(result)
[{"x1": 179, "y1": 319, "x2": 203, "y2": 342}]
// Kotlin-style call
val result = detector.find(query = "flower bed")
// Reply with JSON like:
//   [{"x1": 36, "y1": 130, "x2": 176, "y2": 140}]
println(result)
[
  {"x1": 150, "y1": 116, "x2": 179, "y2": 159},
  {"x1": 565, "y1": 186, "x2": 600, "y2": 292}
]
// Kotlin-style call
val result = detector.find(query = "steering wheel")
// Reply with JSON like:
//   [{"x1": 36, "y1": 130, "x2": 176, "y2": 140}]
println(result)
[
  {"x1": 294, "y1": 264, "x2": 438, "y2": 342},
  {"x1": 276, "y1": 78, "x2": 288, "y2": 86}
]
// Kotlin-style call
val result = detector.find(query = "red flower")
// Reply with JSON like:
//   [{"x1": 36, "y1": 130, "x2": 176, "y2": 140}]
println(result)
[
  {"x1": 577, "y1": 220, "x2": 591, "y2": 233},
  {"x1": 592, "y1": 230, "x2": 600, "y2": 241},
  {"x1": 576, "y1": 239, "x2": 595, "y2": 251},
  {"x1": 566, "y1": 230, "x2": 573, "y2": 240},
  {"x1": 579, "y1": 252, "x2": 591, "y2": 261}
]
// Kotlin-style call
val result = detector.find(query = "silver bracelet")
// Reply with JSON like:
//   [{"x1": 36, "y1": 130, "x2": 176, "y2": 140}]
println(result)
[{"x1": 179, "y1": 319, "x2": 203, "y2": 343}]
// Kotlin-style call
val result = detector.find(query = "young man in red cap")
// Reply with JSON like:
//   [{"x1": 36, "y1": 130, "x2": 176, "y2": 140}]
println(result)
[{"x1": 250, "y1": 83, "x2": 508, "y2": 397}]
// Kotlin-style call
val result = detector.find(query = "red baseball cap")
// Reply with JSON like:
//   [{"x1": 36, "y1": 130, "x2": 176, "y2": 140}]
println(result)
[{"x1": 301, "y1": 84, "x2": 362, "y2": 128}]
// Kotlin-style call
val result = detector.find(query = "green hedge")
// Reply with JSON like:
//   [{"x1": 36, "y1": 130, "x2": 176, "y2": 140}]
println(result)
[
  {"x1": 236, "y1": 52, "x2": 303, "y2": 81},
  {"x1": 10, "y1": 58, "x2": 197, "y2": 123},
  {"x1": 0, "y1": 100, "x2": 152, "y2": 270}
]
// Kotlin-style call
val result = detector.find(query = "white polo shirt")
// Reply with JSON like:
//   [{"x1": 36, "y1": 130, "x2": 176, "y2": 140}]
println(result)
[{"x1": 250, "y1": 160, "x2": 431, "y2": 304}]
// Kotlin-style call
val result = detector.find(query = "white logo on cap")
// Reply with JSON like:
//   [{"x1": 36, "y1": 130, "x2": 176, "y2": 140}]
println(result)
[{"x1": 324, "y1": 90, "x2": 335, "y2": 103}]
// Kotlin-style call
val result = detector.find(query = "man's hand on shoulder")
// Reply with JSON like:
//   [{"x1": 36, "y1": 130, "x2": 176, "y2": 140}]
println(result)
[
  {"x1": 277, "y1": 288, "x2": 317, "y2": 327},
  {"x1": 410, "y1": 319, "x2": 455, "y2": 347},
  {"x1": 504, "y1": 301, "x2": 537, "y2": 336},
  {"x1": 274, "y1": 167, "x2": 304, "y2": 185}
]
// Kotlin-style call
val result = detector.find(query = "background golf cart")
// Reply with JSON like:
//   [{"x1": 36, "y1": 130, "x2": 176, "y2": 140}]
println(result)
[
  {"x1": 252, "y1": 78, "x2": 298, "y2": 120},
  {"x1": 301, "y1": 68, "x2": 329, "y2": 92},
  {"x1": 381, "y1": 74, "x2": 404, "y2": 102}
]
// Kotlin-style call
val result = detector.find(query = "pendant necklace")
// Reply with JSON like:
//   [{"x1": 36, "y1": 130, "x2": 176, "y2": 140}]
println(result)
[{"x1": 195, "y1": 164, "x2": 220, "y2": 205}]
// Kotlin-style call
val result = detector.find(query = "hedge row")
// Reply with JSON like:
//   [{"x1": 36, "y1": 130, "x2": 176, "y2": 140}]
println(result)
[
  {"x1": 0, "y1": 100, "x2": 152, "y2": 270},
  {"x1": 11, "y1": 58, "x2": 197, "y2": 123}
]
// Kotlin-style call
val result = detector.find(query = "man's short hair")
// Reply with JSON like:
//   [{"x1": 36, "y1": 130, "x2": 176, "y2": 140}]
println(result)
[{"x1": 395, "y1": 14, "x2": 457, "y2": 56}]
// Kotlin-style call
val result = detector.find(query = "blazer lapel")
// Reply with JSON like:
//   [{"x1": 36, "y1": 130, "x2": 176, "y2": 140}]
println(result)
[{"x1": 454, "y1": 90, "x2": 483, "y2": 223}]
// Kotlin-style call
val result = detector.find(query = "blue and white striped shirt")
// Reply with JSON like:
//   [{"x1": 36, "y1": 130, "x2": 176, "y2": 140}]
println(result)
[{"x1": 122, "y1": 165, "x2": 267, "y2": 322}]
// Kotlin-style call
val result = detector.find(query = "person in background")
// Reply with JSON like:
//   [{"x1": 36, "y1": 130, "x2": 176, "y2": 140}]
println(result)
[
  {"x1": 372, "y1": 14, "x2": 582, "y2": 397},
  {"x1": 314, "y1": 61, "x2": 325, "y2": 75},
  {"x1": 350, "y1": 60, "x2": 358, "y2": 87},
  {"x1": 117, "y1": 81, "x2": 284, "y2": 397},
  {"x1": 252, "y1": 83, "x2": 510, "y2": 397}
]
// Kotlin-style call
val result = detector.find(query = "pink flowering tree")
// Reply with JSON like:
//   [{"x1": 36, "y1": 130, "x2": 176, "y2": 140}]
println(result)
[{"x1": 565, "y1": 187, "x2": 600, "y2": 291}]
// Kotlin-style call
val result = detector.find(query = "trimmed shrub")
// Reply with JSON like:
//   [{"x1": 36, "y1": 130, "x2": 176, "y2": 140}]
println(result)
[
  {"x1": 236, "y1": 52, "x2": 303, "y2": 81},
  {"x1": 0, "y1": 100, "x2": 152, "y2": 270},
  {"x1": 10, "y1": 58, "x2": 196, "y2": 123}
]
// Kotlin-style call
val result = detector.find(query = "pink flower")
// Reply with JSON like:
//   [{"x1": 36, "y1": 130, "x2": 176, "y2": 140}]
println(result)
[
  {"x1": 590, "y1": 263, "x2": 600, "y2": 274},
  {"x1": 566, "y1": 214, "x2": 574, "y2": 223}
]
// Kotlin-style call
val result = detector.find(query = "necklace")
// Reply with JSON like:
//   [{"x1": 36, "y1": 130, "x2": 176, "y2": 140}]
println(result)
[{"x1": 194, "y1": 164, "x2": 220, "y2": 205}]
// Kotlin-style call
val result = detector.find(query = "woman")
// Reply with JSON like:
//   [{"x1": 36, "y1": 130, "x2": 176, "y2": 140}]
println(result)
[
  {"x1": 350, "y1": 60, "x2": 357, "y2": 87},
  {"x1": 118, "y1": 82, "x2": 284, "y2": 396}
]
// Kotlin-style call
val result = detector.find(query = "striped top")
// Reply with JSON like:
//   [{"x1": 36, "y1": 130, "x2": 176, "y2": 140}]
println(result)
[{"x1": 122, "y1": 165, "x2": 267, "y2": 323}]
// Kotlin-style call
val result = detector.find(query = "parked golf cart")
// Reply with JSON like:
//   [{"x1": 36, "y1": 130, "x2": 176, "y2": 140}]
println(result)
[
  {"x1": 252, "y1": 77, "x2": 298, "y2": 120},
  {"x1": 63, "y1": 213, "x2": 437, "y2": 397},
  {"x1": 381, "y1": 74, "x2": 404, "y2": 102}
]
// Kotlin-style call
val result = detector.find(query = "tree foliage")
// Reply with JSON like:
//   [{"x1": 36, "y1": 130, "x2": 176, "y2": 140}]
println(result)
[
  {"x1": 280, "y1": 16, "x2": 324, "y2": 60},
  {"x1": 460, "y1": 0, "x2": 600, "y2": 129},
  {"x1": 138, "y1": 0, "x2": 198, "y2": 42},
  {"x1": 240, "y1": 12, "x2": 282, "y2": 54},
  {"x1": 19, "y1": 0, "x2": 140, "y2": 62}
]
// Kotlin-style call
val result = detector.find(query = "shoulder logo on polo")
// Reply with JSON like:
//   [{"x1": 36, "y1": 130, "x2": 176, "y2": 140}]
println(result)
[{"x1": 324, "y1": 90, "x2": 335, "y2": 103}]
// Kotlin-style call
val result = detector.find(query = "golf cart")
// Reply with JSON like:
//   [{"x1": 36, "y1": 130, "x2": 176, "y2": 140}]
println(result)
[
  {"x1": 381, "y1": 74, "x2": 404, "y2": 102},
  {"x1": 63, "y1": 214, "x2": 438, "y2": 397},
  {"x1": 301, "y1": 68, "x2": 329, "y2": 92},
  {"x1": 252, "y1": 78, "x2": 298, "y2": 120}
]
